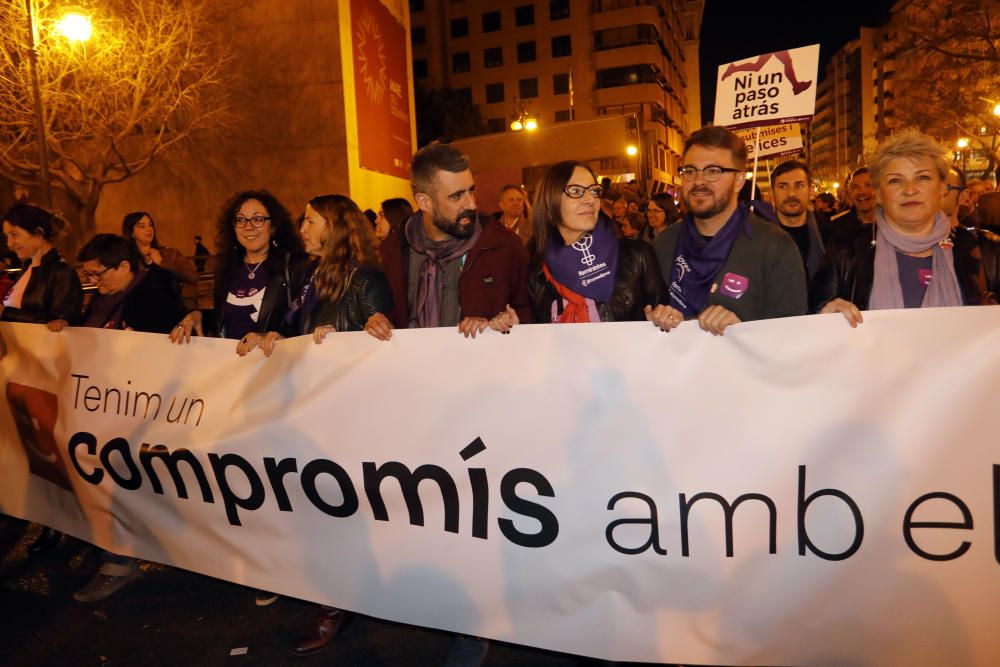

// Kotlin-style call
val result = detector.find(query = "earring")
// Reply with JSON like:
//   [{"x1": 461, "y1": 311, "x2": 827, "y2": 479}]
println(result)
[{"x1": 272, "y1": 237, "x2": 277, "y2": 247}]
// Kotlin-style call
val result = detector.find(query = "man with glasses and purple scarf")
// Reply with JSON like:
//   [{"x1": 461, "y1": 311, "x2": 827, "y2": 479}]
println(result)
[{"x1": 650, "y1": 126, "x2": 807, "y2": 335}]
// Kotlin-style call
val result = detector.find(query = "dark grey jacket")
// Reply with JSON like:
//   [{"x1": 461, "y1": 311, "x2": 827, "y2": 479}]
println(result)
[{"x1": 653, "y1": 214, "x2": 807, "y2": 322}]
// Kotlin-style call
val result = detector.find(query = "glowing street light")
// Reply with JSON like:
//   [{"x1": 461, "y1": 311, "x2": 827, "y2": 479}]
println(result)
[
  {"x1": 57, "y1": 12, "x2": 92, "y2": 42},
  {"x1": 626, "y1": 144, "x2": 638, "y2": 156},
  {"x1": 510, "y1": 119, "x2": 523, "y2": 131},
  {"x1": 524, "y1": 118, "x2": 538, "y2": 131},
  {"x1": 833, "y1": 182, "x2": 840, "y2": 190},
  {"x1": 957, "y1": 137, "x2": 970, "y2": 149},
  {"x1": 994, "y1": 103, "x2": 1000, "y2": 117}
]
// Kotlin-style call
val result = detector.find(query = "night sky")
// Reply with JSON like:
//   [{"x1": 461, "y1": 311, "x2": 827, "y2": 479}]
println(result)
[{"x1": 699, "y1": 0, "x2": 898, "y2": 124}]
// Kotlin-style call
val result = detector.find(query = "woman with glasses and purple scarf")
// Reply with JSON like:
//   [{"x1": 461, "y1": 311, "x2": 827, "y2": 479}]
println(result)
[
  {"x1": 169, "y1": 190, "x2": 312, "y2": 358},
  {"x1": 811, "y1": 130, "x2": 1000, "y2": 324},
  {"x1": 519, "y1": 160, "x2": 672, "y2": 326}
]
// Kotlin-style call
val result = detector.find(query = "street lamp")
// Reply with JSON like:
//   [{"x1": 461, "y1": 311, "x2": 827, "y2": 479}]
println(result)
[
  {"x1": 626, "y1": 145, "x2": 638, "y2": 156},
  {"x1": 22, "y1": 2, "x2": 92, "y2": 207},
  {"x1": 957, "y1": 137, "x2": 970, "y2": 172},
  {"x1": 57, "y1": 12, "x2": 92, "y2": 42}
]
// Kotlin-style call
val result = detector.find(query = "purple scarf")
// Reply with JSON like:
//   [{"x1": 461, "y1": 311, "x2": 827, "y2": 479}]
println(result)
[
  {"x1": 869, "y1": 209, "x2": 963, "y2": 310},
  {"x1": 668, "y1": 204, "x2": 750, "y2": 317},
  {"x1": 544, "y1": 217, "x2": 619, "y2": 302},
  {"x1": 405, "y1": 213, "x2": 481, "y2": 328}
]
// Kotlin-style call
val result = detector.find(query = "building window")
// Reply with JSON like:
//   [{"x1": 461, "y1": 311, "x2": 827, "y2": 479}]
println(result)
[
  {"x1": 595, "y1": 65, "x2": 659, "y2": 89},
  {"x1": 486, "y1": 82, "x2": 505, "y2": 104},
  {"x1": 410, "y1": 0, "x2": 424, "y2": 11},
  {"x1": 553, "y1": 72, "x2": 569, "y2": 95},
  {"x1": 551, "y1": 35, "x2": 571, "y2": 58},
  {"x1": 519, "y1": 77, "x2": 538, "y2": 99},
  {"x1": 487, "y1": 117, "x2": 506, "y2": 133},
  {"x1": 452, "y1": 52, "x2": 471, "y2": 73},
  {"x1": 482, "y1": 10, "x2": 501, "y2": 32},
  {"x1": 450, "y1": 18, "x2": 469, "y2": 38},
  {"x1": 411, "y1": 27, "x2": 426, "y2": 46},
  {"x1": 515, "y1": 4, "x2": 535, "y2": 27},
  {"x1": 413, "y1": 59, "x2": 428, "y2": 79},
  {"x1": 594, "y1": 24, "x2": 660, "y2": 51},
  {"x1": 555, "y1": 109, "x2": 572, "y2": 123},
  {"x1": 550, "y1": 0, "x2": 570, "y2": 20},
  {"x1": 484, "y1": 46, "x2": 503, "y2": 68},
  {"x1": 517, "y1": 41, "x2": 537, "y2": 63}
]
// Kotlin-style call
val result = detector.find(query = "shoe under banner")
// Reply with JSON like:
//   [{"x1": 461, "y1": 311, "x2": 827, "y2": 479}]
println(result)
[{"x1": 1, "y1": 310, "x2": 998, "y2": 666}]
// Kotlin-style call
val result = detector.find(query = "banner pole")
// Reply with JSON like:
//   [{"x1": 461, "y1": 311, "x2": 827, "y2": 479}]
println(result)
[{"x1": 751, "y1": 126, "x2": 761, "y2": 200}]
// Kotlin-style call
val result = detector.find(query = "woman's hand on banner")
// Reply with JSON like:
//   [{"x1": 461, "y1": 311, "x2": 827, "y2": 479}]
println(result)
[
  {"x1": 458, "y1": 317, "x2": 490, "y2": 339},
  {"x1": 819, "y1": 298, "x2": 864, "y2": 328},
  {"x1": 364, "y1": 313, "x2": 393, "y2": 341},
  {"x1": 170, "y1": 311, "x2": 203, "y2": 344},
  {"x1": 488, "y1": 304, "x2": 519, "y2": 334},
  {"x1": 260, "y1": 331, "x2": 283, "y2": 356}
]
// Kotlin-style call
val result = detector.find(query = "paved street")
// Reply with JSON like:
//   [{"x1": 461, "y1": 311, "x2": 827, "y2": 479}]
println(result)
[{"x1": 0, "y1": 518, "x2": 598, "y2": 667}]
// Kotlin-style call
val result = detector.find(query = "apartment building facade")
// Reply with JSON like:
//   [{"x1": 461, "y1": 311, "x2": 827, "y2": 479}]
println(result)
[{"x1": 409, "y1": 0, "x2": 704, "y2": 193}]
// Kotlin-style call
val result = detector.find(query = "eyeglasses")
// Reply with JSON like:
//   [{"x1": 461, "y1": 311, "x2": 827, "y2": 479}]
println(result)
[
  {"x1": 945, "y1": 185, "x2": 964, "y2": 193},
  {"x1": 83, "y1": 266, "x2": 113, "y2": 282},
  {"x1": 563, "y1": 184, "x2": 603, "y2": 199},
  {"x1": 234, "y1": 215, "x2": 271, "y2": 229},
  {"x1": 678, "y1": 166, "x2": 742, "y2": 182},
  {"x1": 647, "y1": 205, "x2": 664, "y2": 215}
]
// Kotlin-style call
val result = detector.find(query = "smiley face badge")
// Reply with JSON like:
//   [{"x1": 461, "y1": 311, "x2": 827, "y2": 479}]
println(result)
[{"x1": 718, "y1": 272, "x2": 749, "y2": 299}]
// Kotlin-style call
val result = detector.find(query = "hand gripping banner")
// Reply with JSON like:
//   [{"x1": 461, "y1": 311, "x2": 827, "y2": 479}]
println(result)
[{"x1": 1, "y1": 309, "x2": 999, "y2": 666}]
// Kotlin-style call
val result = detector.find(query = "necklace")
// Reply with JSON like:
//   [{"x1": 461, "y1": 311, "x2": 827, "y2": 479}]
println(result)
[{"x1": 244, "y1": 257, "x2": 265, "y2": 279}]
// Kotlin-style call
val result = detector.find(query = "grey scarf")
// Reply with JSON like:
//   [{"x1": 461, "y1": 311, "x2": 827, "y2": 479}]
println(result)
[{"x1": 869, "y1": 209, "x2": 963, "y2": 310}]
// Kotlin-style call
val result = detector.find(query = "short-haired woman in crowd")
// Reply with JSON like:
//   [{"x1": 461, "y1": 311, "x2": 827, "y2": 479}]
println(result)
[
  {"x1": 374, "y1": 197, "x2": 414, "y2": 242},
  {"x1": 519, "y1": 160, "x2": 670, "y2": 325},
  {"x1": 0, "y1": 204, "x2": 83, "y2": 554},
  {"x1": 122, "y1": 211, "x2": 199, "y2": 311},
  {"x1": 1, "y1": 204, "x2": 82, "y2": 330},
  {"x1": 640, "y1": 193, "x2": 681, "y2": 242},
  {"x1": 811, "y1": 130, "x2": 1000, "y2": 324},
  {"x1": 170, "y1": 190, "x2": 311, "y2": 358}
]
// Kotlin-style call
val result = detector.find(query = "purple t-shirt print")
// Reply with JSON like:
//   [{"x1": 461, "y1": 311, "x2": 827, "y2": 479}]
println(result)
[{"x1": 718, "y1": 272, "x2": 749, "y2": 299}]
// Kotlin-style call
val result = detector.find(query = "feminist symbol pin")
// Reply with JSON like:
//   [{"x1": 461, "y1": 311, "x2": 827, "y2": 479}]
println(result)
[{"x1": 572, "y1": 234, "x2": 596, "y2": 266}]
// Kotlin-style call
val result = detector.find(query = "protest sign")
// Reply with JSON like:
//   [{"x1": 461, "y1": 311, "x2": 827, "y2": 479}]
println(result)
[{"x1": 714, "y1": 45, "x2": 820, "y2": 129}]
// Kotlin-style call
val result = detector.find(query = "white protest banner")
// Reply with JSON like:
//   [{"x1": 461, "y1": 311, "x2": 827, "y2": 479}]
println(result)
[
  {"x1": 714, "y1": 45, "x2": 820, "y2": 129},
  {"x1": 1, "y1": 310, "x2": 999, "y2": 666},
  {"x1": 734, "y1": 122, "x2": 803, "y2": 160}
]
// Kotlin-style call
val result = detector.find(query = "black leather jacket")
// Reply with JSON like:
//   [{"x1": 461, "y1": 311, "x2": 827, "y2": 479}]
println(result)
[
  {"x1": 809, "y1": 225, "x2": 1000, "y2": 311},
  {"x1": 212, "y1": 250, "x2": 313, "y2": 338},
  {"x1": 1, "y1": 248, "x2": 83, "y2": 324},
  {"x1": 291, "y1": 265, "x2": 393, "y2": 334},
  {"x1": 528, "y1": 239, "x2": 667, "y2": 322}
]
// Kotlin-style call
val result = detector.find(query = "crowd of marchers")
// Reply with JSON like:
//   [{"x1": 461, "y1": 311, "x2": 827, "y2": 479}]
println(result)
[{"x1": 3, "y1": 124, "x2": 1000, "y2": 664}]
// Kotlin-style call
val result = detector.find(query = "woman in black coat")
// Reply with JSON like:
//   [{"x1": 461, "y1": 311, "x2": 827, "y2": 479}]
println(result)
[{"x1": 1, "y1": 204, "x2": 82, "y2": 329}]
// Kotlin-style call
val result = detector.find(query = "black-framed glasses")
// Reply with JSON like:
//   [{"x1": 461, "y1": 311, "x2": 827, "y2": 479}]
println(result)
[
  {"x1": 945, "y1": 185, "x2": 964, "y2": 193},
  {"x1": 678, "y1": 166, "x2": 742, "y2": 182},
  {"x1": 564, "y1": 184, "x2": 603, "y2": 199},
  {"x1": 234, "y1": 215, "x2": 271, "y2": 229},
  {"x1": 83, "y1": 266, "x2": 113, "y2": 282}
]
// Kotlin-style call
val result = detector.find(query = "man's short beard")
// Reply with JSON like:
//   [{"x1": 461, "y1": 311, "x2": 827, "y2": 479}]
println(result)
[
  {"x1": 686, "y1": 188, "x2": 733, "y2": 220},
  {"x1": 432, "y1": 206, "x2": 477, "y2": 239}
]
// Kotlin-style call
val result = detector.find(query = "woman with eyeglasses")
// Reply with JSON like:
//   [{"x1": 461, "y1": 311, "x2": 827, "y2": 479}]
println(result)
[
  {"x1": 640, "y1": 193, "x2": 681, "y2": 243},
  {"x1": 811, "y1": 130, "x2": 1000, "y2": 324},
  {"x1": 518, "y1": 160, "x2": 670, "y2": 325},
  {"x1": 169, "y1": 190, "x2": 311, "y2": 353},
  {"x1": 374, "y1": 197, "x2": 414, "y2": 242},
  {"x1": 122, "y1": 211, "x2": 199, "y2": 311}
]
